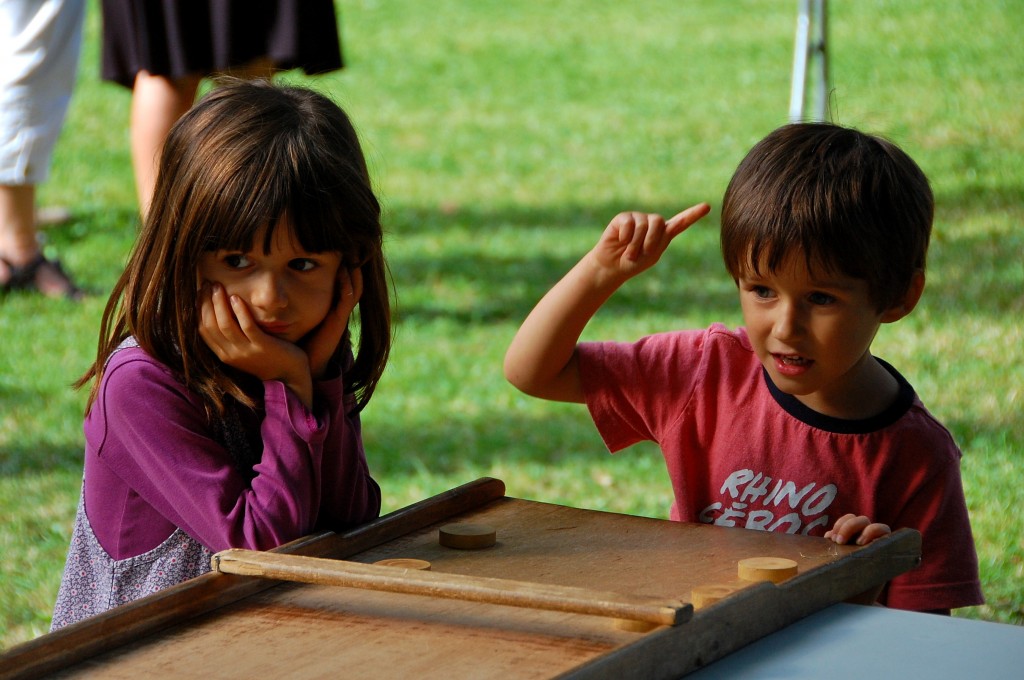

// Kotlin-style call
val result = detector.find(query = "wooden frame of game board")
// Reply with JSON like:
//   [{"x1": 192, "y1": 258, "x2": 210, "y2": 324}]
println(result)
[{"x1": 0, "y1": 477, "x2": 921, "y2": 679}]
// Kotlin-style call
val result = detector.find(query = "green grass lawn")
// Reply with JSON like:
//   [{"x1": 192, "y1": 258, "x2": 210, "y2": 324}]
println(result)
[{"x1": 2, "y1": 0, "x2": 1022, "y2": 649}]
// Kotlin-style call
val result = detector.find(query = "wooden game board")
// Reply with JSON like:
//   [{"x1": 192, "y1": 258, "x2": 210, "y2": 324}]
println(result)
[{"x1": 0, "y1": 478, "x2": 921, "y2": 679}]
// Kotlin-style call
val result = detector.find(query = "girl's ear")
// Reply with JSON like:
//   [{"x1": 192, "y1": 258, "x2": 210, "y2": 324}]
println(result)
[{"x1": 881, "y1": 269, "x2": 925, "y2": 323}]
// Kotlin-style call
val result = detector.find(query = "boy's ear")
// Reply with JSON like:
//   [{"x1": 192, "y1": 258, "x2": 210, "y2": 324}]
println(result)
[{"x1": 881, "y1": 270, "x2": 925, "y2": 323}]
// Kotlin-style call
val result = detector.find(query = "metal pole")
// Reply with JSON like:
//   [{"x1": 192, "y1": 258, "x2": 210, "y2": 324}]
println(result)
[
  {"x1": 789, "y1": 0, "x2": 811, "y2": 122},
  {"x1": 811, "y1": 0, "x2": 829, "y2": 121},
  {"x1": 789, "y1": 0, "x2": 829, "y2": 122}
]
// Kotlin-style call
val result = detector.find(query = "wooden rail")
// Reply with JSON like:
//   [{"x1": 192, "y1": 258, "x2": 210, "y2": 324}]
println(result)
[{"x1": 212, "y1": 549, "x2": 691, "y2": 626}]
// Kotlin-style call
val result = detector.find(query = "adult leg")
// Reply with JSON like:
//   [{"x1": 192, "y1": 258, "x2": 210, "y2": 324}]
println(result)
[
  {"x1": 0, "y1": 183, "x2": 80, "y2": 298},
  {"x1": 129, "y1": 58, "x2": 276, "y2": 217},
  {"x1": 0, "y1": 185, "x2": 37, "y2": 262},
  {"x1": 0, "y1": 182, "x2": 38, "y2": 293},
  {"x1": 129, "y1": 71, "x2": 201, "y2": 217},
  {"x1": 0, "y1": 0, "x2": 85, "y2": 298}
]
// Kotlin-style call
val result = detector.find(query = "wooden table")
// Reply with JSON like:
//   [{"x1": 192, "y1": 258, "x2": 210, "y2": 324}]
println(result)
[{"x1": 1, "y1": 478, "x2": 921, "y2": 679}]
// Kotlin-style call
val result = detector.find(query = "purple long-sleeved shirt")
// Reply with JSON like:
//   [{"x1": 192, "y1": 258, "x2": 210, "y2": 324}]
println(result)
[{"x1": 51, "y1": 341, "x2": 380, "y2": 628}]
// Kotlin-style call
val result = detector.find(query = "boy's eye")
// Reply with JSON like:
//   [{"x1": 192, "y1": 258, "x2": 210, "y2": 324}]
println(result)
[
  {"x1": 290, "y1": 258, "x2": 317, "y2": 272},
  {"x1": 752, "y1": 285, "x2": 774, "y2": 299},
  {"x1": 224, "y1": 254, "x2": 252, "y2": 268},
  {"x1": 808, "y1": 292, "x2": 837, "y2": 305}
]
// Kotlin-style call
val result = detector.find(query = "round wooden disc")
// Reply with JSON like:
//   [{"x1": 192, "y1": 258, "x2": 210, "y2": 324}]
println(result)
[
  {"x1": 690, "y1": 584, "x2": 738, "y2": 609},
  {"x1": 438, "y1": 523, "x2": 497, "y2": 550},
  {"x1": 373, "y1": 558, "x2": 432, "y2": 571},
  {"x1": 737, "y1": 557, "x2": 799, "y2": 583},
  {"x1": 613, "y1": 618, "x2": 659, "y2": 633}
]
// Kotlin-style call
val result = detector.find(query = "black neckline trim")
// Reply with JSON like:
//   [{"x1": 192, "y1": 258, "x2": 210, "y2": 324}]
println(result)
[{"x1": 763, "y1": 358, "x2": 916, "y2": 434}]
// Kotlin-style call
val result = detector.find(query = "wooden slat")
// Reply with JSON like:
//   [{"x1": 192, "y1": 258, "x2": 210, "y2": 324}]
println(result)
[{"x1": 212, "y1": 549, "x2": 691, "y2": 626}]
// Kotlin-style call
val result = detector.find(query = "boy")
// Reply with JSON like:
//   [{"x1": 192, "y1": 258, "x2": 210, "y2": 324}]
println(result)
[{"x1": 504, "y1": 123, "x2": 983, "y2": 613}]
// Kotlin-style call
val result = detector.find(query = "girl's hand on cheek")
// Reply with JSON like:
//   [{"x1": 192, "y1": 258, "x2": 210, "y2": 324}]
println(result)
[
  {"x1": 304, "y1": 266, "x2": 363, "y2": 380},
  {"x1": 198, "y1": 282, "x2": 309, "y2": 388}
]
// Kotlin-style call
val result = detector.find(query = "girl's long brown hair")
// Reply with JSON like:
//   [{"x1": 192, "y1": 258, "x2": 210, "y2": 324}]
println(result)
[{"x1": 79, "y1": 80, "x2": 391, "y2": 416}]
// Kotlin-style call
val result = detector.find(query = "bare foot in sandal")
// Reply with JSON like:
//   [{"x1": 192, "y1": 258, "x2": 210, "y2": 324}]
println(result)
[{"x1": 0, "y1": 253, "x2": 84, "y2": 300}]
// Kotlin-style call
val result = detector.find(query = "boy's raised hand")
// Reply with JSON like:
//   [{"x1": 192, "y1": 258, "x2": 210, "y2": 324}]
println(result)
[
  {"x1": 591, "y1": 203, "x2": 711, "y2": 281},
  {"x1": 504, "y1": 202, "x2": 710, "y2": 404}
]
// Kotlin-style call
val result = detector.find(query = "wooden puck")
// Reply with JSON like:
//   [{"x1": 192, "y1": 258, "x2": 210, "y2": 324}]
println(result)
[
  {"x1": 737, "y1": 557, "x2": 799, "y2": 583},
  {"x1": 373, "y1": 558, "x2": 432, "y2": 571},
  {"x1": 438, "y1": 523, "x2": 497, "y2": 550},
  {"x1": 690, "y1": 584, "x2": 738, "y2": 609},
  {"x1": 613, "y1": 618, "x2": 659, "y2": 633}
]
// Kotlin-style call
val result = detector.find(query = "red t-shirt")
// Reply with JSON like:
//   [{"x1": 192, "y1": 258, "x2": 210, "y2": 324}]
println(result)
[{"x1": 578, "y1": 324, "x2": 983, "y2": 612}]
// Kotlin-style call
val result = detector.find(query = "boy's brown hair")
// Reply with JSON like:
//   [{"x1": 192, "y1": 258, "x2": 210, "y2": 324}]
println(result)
[{"x1": 720, "y1": 122, "x2": 933, "y2": 312}]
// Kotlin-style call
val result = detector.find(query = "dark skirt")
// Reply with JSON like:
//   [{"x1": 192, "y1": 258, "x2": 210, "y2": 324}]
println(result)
[{"x1": 101, "y1": 0, "x2": 343, "y2": 88}]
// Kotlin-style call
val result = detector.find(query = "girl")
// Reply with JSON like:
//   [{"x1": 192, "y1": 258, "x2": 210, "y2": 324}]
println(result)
[{"x1": 51, "y1": 80, "x2": 389, "y2": 629}]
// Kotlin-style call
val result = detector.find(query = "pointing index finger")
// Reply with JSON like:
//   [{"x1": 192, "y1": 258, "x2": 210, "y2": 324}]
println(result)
[{"x1": 665, "y1": 202, "x2": 712, "y2": 238}]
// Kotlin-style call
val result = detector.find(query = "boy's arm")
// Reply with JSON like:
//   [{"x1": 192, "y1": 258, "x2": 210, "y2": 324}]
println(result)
[{"x1": 503, "y1": 204, "x2": 710, "y2": 403}]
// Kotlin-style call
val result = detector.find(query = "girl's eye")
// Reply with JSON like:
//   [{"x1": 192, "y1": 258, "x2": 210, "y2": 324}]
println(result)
[
  {"x1": 752, "y1": 285, "x2": 774, "y2": 299},
  {"x1": 290, "y1": 258, "x2": 317, "y2": 272},
  {"x1": 809, "y1": 292, "x2": 837, "y2": 305},
  {"x1": 224, "y1": 254, "x2": 252, "y2": 268}
]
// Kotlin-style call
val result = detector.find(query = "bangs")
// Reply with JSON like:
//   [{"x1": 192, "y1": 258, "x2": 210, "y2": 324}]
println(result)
[
  {"x1": 720, "y1": 123, "x2": 932, "y2": 311},
  {"x1": 196, "y1": 130, "x2": 362, "y2": 259},
  {"x1": 166, "y1": 81, "x2": 382, "y2": 268},
  {"x1": 726, "y1": 210, "x2": 859, "y2": 283}
]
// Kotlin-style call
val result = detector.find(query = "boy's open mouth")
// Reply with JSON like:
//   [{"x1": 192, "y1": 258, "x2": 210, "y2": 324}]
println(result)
[{"x1": 775, "y1": 354, "x2": 812, "y2": 366}]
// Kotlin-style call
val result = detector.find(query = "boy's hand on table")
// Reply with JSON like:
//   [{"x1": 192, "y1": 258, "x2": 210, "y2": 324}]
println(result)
[{"x1": 825, "y1": 513, "x2": 892, "y2": 546}]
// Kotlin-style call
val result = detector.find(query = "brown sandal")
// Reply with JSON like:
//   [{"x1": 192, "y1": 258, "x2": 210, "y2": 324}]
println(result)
[{"x1": 0, "y1": 253, "x2": 84, "y2": 300}]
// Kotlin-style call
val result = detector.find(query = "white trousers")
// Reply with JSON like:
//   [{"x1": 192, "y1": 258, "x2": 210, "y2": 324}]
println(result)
[{"x1": 0, "y1": 0, "x2": 85, "y2": 184}]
